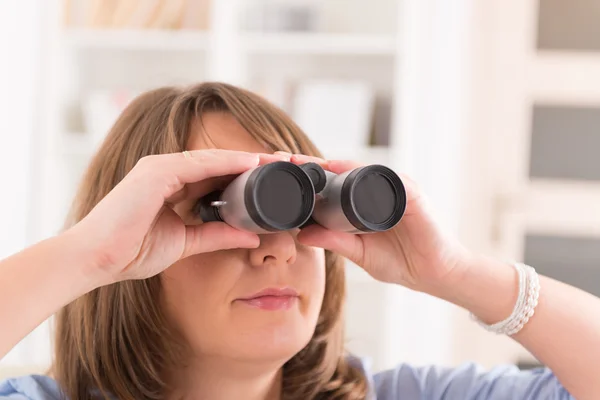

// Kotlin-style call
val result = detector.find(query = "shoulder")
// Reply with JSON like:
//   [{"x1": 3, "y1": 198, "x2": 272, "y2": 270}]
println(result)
[
  {"x1": 0, "y1": 374, "x2": 65, "y2": 400},
  {"x1": 348, "y1": 356, "x2": 574, "y2": 400}
]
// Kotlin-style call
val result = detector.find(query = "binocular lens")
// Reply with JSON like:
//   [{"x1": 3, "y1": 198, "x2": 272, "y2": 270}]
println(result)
[
  {"x1": 196, "y1": 161, "x2": 315, "y2": 233},
  {"x1": 337, "y1": 165, "x2": 406, "y2": 232},
  {"x1": 249, "y1": 166, "x2": 313, "y2": 229},
  {"x1": 354, "y1": 174, "x2": 396, "y2": 224}
]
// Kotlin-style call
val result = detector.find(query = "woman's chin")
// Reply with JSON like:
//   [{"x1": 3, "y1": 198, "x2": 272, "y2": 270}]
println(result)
[{"x1": 225, "y1": 308, "x2": 315, "y2": 362}]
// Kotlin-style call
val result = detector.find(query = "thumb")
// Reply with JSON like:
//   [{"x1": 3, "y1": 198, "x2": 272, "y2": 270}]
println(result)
[
  {"x1": 182, "y1": 222, "x2": 260, "y2": 258},
  {"x1": 297, "y1": 225, "x2": 365, "y2": 266}
]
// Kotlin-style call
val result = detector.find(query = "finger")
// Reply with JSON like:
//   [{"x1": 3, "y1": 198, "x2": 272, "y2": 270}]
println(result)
[
  {"x1": 165, "y1": 185, "x2": 189, "y2": 205},
  {"x1": 182, "y1": 222, "x2": 260, "y2": 258},
  {"x1": 297, "y1": 224, "x2": 365, "y2": 266},
  {"x1": 181, "y1": 150, "x2": 260, "y2": 182},
  {"x1": 166, "y1": 153, "x2": 291, "y2": 205},
  {"x1": 325, "y1": 159, "x2": 365, "y2": 174},
  {"x1": 136, "y1": 150, "x2": 260, "y2": 199},
  {"x1": 259, "y1": 153, "x2": 290, "y2": 164},
  {"x1": 165, "y1": 174, "x2": 236, "y2": 205},
  {"x1": 289, "y1": 154, "x2": 328, "y2": 168},
  {"x1": 397, "y1": 172, "x2": 419, "y2": 192},
  {"x1": 392, "y1": 172, "x2": 423, "y2": 206}
]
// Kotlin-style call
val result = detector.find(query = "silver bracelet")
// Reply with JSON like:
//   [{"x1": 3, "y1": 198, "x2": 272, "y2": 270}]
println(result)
[{"x1": 470, "y1": 262, "x2": 540, "y2": 336}]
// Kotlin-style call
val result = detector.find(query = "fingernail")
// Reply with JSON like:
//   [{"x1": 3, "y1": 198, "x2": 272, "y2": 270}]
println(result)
[
  {"x1": 272, "y1": 151, "x2": 291, "y2": 161},
  {"x1": 291, "y1": 154, "x2": 326, "y2": 163},
  {"x1": 247, "y1": 154, "x2": 260, "y2": 163}
]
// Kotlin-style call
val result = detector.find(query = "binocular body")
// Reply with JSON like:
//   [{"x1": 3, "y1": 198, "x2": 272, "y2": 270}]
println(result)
[{"x1": 195, "y1": 161, "x2": 406, "y2": 234}]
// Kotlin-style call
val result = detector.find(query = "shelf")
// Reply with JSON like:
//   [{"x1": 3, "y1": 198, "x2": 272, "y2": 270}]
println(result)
[
  {"x1": 243, "y1": 32, "x2": 396, "y2": 56},
  {"x1": 531, "y1": 52, "x2": 600, "y2": 104},
  {"x1": 62, "y1": 28, "x2": 395, "y2": 56},
  {"x1": 62, "y1": 28, "x2": 209, "y2": 51},
  {"x1": 506, "y1": 179, "x2": 600, "y2": 236}
]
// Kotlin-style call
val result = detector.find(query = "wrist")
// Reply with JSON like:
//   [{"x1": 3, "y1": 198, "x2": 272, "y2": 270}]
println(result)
[
  {"x1": 58, "y1": 225, "x2": 114, "y2": 291},
  {"x1": 0, "y1": 228, "x2": 102, "y2": 357},
  {"x1": 423, "y1": 253, "x2": 519, "y2": 324}
]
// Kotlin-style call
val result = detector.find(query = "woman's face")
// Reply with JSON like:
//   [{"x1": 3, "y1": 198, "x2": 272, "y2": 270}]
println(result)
[{"x1": 161, "y1": 112, "x2": 326, "y2": 365}]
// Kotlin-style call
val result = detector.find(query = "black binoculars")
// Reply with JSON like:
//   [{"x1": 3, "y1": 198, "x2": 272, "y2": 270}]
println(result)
[{"x1": 194, "y1": 161, "x2": 406, "y2": 234}]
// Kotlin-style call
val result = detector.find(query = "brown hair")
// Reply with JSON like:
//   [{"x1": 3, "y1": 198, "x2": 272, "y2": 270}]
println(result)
[{"x1": 52, "y1": 82, "x2": 369, "y2": 400}]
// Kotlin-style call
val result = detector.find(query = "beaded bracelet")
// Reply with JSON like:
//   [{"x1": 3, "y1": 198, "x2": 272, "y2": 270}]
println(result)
[{"x1": 470, "y1": 262, "x2": 540, "y2": 336}]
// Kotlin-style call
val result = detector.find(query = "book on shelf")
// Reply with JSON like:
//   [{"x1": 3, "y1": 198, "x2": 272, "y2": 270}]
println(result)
[
  {"x1": 63, "y1": 0, "x2": 211, "y2": 30},
  {"x1": 81, "y1": 89, "x2": 139, "y2": 146},
  {"x1": 250, "y1": 77, "x2": 390, "y2": 160},
  {"x1": 291, "y1": 78, "x2": 376, "y2": 157}
]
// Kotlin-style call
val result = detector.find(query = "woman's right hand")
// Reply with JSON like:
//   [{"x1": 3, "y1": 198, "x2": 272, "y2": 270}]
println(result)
[{"x1": 67, "y1": 150, "x2": 275, "y2": 286}]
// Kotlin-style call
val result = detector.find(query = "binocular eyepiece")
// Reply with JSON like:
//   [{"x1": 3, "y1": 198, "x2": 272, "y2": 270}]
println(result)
[{"x1": 194, "y1": 161, "x2": 406, "y2": 234}]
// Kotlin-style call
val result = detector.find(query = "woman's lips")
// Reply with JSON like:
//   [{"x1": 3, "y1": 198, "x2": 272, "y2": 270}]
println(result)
[
  {"x1": 237, "y1": 288, "x2": 299, "y2": 311},
  {"x1": 239, "y1": 296, "x2": 297, "y2": 310}
]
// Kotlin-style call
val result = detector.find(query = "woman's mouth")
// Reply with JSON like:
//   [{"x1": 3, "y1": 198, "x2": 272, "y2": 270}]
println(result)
[{"x1": 236, "y1": 287, "x2": 299, "y2": 311}]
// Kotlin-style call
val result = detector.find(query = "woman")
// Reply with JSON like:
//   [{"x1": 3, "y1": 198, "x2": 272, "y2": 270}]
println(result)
[{"x1": 0, "y1": 82, "x2": 597, "y2": 400}]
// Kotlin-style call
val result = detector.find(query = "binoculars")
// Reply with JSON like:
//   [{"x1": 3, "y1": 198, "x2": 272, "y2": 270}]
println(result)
[{"x1": 194, "y1": 161, "x2": 406, "y2": 234}]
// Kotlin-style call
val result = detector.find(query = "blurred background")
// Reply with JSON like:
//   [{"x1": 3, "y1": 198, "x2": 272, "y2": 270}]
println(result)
[{"x1": 1, "y1": 0, "x2": 600, "y2": 379}]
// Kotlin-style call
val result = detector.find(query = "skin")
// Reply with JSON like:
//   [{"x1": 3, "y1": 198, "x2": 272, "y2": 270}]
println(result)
[
  {"x1": 161, "y1": 114, "x2": 326, "y2": 399},
  {"x1": 0, "y1": 112, "x2": 599, "y2": 400}
]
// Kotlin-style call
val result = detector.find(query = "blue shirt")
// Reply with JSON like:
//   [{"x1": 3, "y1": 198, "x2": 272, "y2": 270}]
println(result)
[{"x1": 0, "y1": 357, "x2": 574, "y2": 399}]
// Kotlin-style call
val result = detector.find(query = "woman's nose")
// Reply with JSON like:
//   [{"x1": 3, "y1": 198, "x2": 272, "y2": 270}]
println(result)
[{"x1": 248, "y1": 232, "x2": 297, "y2": 267}]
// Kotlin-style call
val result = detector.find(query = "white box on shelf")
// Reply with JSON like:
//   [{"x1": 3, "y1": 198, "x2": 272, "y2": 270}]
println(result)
[
  {"x1": 316, "y1": 0, "x2": 397, "y2": 34},
  {"x1": 82, "y1": 89, "x2": 138, "y2": 147},
  {"x1": 242, "y1": 0, "x2": 320, "y2": 32},
  {"x1": 291, "y1": 79, "x2": 375, "y2": 157}
]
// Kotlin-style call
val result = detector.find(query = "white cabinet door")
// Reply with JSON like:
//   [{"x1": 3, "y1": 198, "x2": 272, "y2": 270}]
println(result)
[{"x1": 456, "y1": 0, "x2": 600, "y2": 368}]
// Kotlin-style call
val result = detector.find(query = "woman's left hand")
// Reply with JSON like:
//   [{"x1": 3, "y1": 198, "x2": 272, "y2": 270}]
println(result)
[
  {"x1": 287, "y1": 153, "x2": 472, "y2": 292},
  {"x1": 287, "y1": 154, "x2": 600, "y2": 400}
]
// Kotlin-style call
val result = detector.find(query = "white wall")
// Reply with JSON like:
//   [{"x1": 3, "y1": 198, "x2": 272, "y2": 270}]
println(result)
[
  {"x1": 0, "y1": 2, "x2": 40, "y2": 255},
  {"x1": 0, "y1": 0, "x2": 51, "y2": 367}
]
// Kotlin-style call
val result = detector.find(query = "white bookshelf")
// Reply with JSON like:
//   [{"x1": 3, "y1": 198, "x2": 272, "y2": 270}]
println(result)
[
  {"x1": 19, "y1": 0, "x2": 471, "y2": 375},
  {"x1": 63, "y1": 28, "x2": 396, "y2": 55}
]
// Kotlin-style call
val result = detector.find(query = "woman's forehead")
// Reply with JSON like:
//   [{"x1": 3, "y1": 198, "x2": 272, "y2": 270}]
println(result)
[{"x1": 187, "y1": 112, "x2": 272, "y2": 153}]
